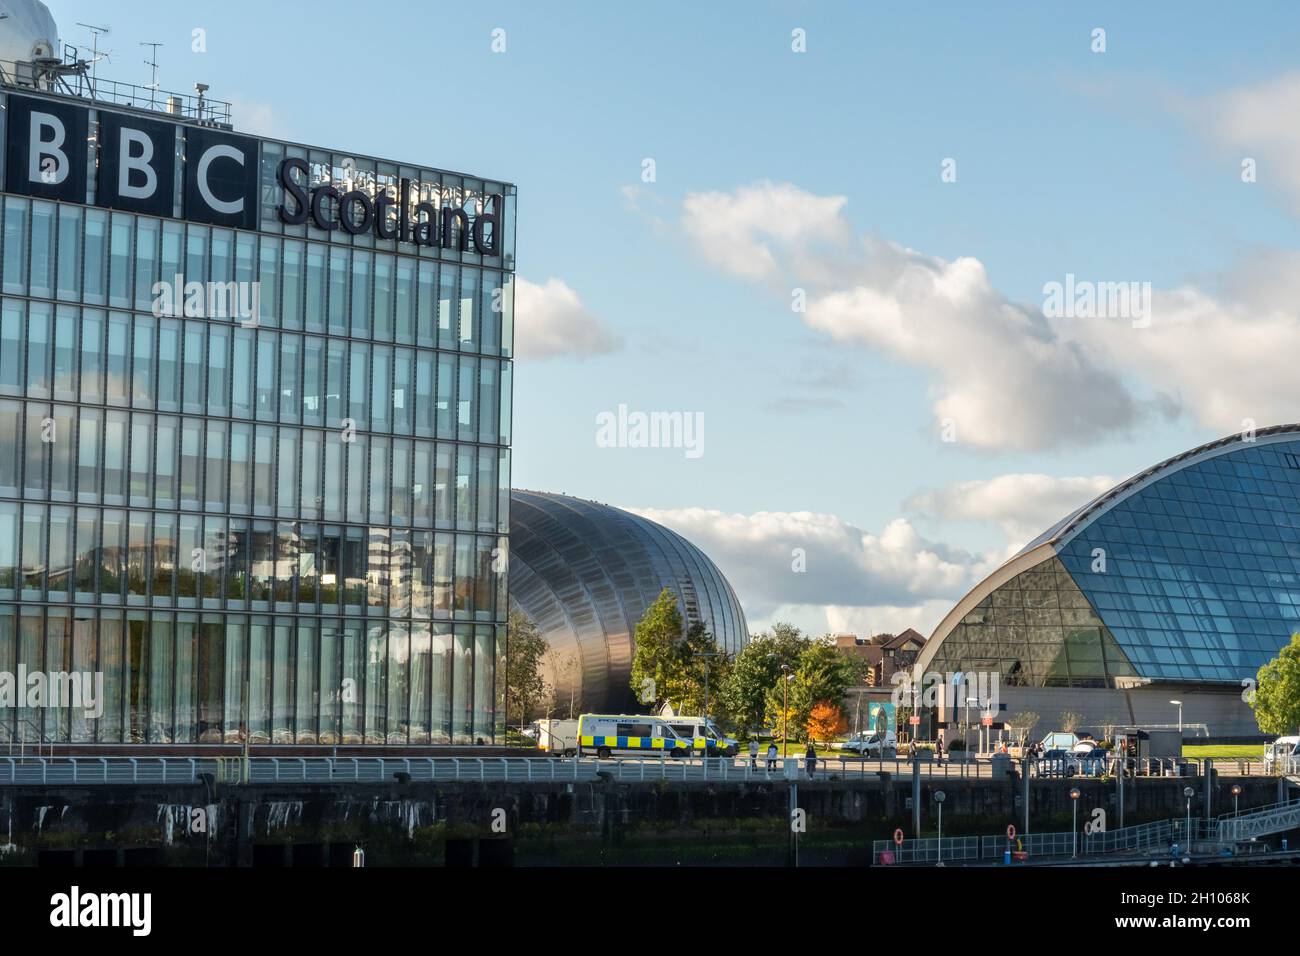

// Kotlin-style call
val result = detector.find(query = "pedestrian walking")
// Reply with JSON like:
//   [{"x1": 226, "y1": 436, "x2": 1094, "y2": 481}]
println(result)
[
  {"x1": 805, "y1": 742, "x2": 817, "y2": 778},
  {"x1": 935, "y1": 737, "x2": 944, "y2": 762},
  {"x1": 766, "y1": 742, "x2": 778, "y2": 772},
  {"x1": 748, "y1": 738, "x2": 759, "y2": 770}
]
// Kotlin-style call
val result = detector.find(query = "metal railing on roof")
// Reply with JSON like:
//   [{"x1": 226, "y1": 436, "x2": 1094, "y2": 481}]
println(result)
[{"x1": 0, "y1": 49, "x2": 232, "y2": 127}]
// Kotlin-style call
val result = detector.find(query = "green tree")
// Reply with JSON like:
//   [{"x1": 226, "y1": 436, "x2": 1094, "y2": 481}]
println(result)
[
  {"x1": 502, "y1": 610, "x2": 550, "y2": 729},
  {"x1": 765, "y1": 636, "x2": 863, "y2": 740},
  {"x1": 720, "y1": 623, "x2": 810, "y2": 737},
  {"x1": 1253, "y1": 633, "x2": 1300, "y2": 735},
  {"x1": 664, "y1": 622, "x2": 731, "y2": 721},
  {"x1": 629, "y1": 588, "x2": 687, "y2": 712}
]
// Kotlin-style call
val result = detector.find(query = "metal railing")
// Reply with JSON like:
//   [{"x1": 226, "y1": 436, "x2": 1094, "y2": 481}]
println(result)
[
  {"x1": 0, "y1": 55, "x2": 232, "y2": 127},
  {"x1": 0, "y1": 754, "x2": 847, "y2": 786},
  {"x1": 1, "y1": 717, "x2": 55, "y2": 759}
]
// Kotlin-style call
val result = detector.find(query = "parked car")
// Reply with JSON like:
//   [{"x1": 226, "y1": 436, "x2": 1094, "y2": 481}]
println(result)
[
  {"x1": 1037, "y1": 748, "x2": 1080, "y2": 777},
  {"x1": 1076, "y1": 749, "x2": 1109, "y2": 776},
  {"x1": 841, "y1": 731, "x2": 898, "y2": 757}
]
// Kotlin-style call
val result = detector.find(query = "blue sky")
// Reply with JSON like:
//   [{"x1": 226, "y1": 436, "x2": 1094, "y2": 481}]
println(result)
[{"x1": 45, "y1": 0, "x2": 1300, "y2": 637}]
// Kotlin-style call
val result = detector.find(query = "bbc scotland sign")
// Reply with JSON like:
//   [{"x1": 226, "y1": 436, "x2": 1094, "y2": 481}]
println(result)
[{"x1": 2, "y1": 93, "x2": 502, "y2": 256}]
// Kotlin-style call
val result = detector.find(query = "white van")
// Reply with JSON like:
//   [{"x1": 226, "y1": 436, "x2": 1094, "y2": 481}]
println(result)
[
  {"x1": 577, "y1": 714, "x2": 737, "y2": 758},
  {"x1": 1264, "y1": 735, "x2": 1299, "y2": 773},
  {"x1": 535, "y1": 718, "x2": 580, "y2": 756}
]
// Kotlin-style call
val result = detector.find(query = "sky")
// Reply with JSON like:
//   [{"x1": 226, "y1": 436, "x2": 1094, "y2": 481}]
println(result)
[{"x1": 39, "y1": 0, "x2": 1300, "y2": 640}]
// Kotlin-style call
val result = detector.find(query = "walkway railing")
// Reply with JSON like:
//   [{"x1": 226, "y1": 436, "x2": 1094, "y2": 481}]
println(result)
[{"x1": 0, "y1": 754, "x2": 835, "y2": 786}]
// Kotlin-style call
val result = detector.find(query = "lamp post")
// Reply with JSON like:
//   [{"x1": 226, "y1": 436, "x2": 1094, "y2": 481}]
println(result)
[
  {"x1": 934, "y1": 789, "x2": 946, "y2": 866},
  {"x1": 965, "y1": 696, "x2": 978, "y2": 756},
  {"x1": 1184, "y1": 786, "x2": 1195, "y2": 844},
  {"x1": 780, "y1": 664, "x2": 791, "y2": 759},
  {"x1": 697, "y1": 649, "x2": 716, "y2": 722},
  {"x1": 1070, "y1": 787, "x2": 1081, "y2": 858},
  {"x1": 1231, "y1": 783, "x2": 1242, "y2": 816},
  {"x1": 1170, "y1": 699, "x2": 1183, "y2": 737}
]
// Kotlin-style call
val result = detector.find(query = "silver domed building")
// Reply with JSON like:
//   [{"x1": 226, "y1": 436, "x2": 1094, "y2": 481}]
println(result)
[{"x1": 509, "y1": 490, "x2": 748, "y2": 713}]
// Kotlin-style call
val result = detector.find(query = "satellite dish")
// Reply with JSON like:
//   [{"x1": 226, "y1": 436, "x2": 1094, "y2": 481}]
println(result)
[{"x1": 0, "y1": 0, "x2": 60, "y2": 65}]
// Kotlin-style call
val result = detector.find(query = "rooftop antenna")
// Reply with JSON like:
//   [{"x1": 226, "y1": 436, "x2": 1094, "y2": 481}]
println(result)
[
  {"x1": 140, "y1": 41, "x2": 162, "y2": 107},
  {"x1": 76, "y1": 22, "x2": 111, "y2": 92}
]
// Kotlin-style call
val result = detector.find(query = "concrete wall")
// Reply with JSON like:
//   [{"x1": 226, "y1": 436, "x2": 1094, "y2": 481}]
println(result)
[
  {"x1": 0, "y1": 768, "x2": 1288, "y2": 866},
  {"x1": 992, "y1": 685, "x2": 1258, "y2": 739}
]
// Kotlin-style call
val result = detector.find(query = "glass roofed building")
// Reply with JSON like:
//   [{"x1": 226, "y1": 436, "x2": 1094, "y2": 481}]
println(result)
[
  {"x1": 509, "y1": 490, "x2": 747, "y2": 714},
  {"x1": 914, "y1": 426, "x2": 1300, "y2": 738}
]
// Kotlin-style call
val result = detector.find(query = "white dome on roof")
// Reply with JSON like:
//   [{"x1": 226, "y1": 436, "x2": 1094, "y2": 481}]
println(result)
[{"x1": 0, "y1": 0, "x2": 60, "y2": 65}]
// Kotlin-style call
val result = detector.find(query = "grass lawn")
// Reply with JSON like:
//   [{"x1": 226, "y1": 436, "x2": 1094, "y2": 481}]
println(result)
[{"x1": 1182, "y1": 744, "x2": 1264, "y2": 760}]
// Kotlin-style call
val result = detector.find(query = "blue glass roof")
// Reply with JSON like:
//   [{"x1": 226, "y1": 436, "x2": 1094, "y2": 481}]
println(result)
[{"x1": 1058, "y1": 436, "x2": 1300, "y2": 683}]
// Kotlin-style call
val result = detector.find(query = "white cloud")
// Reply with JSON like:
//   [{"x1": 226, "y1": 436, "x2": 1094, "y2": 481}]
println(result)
[
  {"x1": 742, "y1": 601, "x2": 955, "y2": 642},
  {"x1": 1198, "y1": 72, "x2": 1300, "y2": 213},
  {"x1": 680, "y1": 180, "x2": 850, "y2": 282},
  {"x1": 630, "y1": 473, "x2": 1125, "y2": 639},
  {"x1": 679, "y1": 181, "x2": 1145, "y2": 450},
  {"x1": 906, "y1": 473, "x2": 1116, "y2": 554},
  {"x1": 626, "y1": 505, "x2": 981, "y2": 631},
  {"x1": 678, "y1": 179, "x2": 1300, "y2": 449},
  {"x1": 513, "y1": 277, "x2": 621, "y2": 361},
  {"x1": 1076, "y1": 283, "x2": 1300, "y2": 434}
]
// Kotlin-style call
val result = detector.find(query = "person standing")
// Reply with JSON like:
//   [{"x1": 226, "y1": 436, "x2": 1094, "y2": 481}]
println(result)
[
  {"x1": 935, "y1": 736, "x2": 944, "y2": 762},
  {"x1": 805, "y1": 741, "x2": 817, "y2": 778},
  {"x1": 748, "y1": 738, "x2": 759, "y2": 770},
  {"x1": 766, "y1": 741, "x2": 778, "y2": 772}
]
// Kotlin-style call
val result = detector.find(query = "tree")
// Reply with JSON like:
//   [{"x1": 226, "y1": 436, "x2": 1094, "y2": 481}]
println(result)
[
  {"x1": 807, "y1": 701, "x2": 840, "y2": 747},
  {"x1": 719, "y1": 623, "x2": 809, "y2": 736},
  {"x1": 1253, "y1": 633, "x2": 1300, "y2": 735},
  {"x1": 1058, "y1": 711, "x2": 1082, "y2": 734},
  {"x1": 546, "y1": 649, "x2": 581, "y2": 719},
  {"x1": 759, "y1": 635, "x2": 863, "y2": 743},
  {"x1": 664, "y1": 622, "x2": 731, "y2": 721},
  {"x1": 1009, "y1": 710, "x2": 1040, "y2": 748},
  {"x1": 501, "y1": 610, "x2": 550, "y2": 730},
  {"x1": 629, "y1": 588, "x2": 686, "y2": 712}
]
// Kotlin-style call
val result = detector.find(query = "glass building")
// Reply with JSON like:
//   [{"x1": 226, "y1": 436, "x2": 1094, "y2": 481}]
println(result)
[
  {"x1": 917, "y1": 425, "x2": 1300, "y2": 691},
  {"x1": 509, "y1": 490, "x2": 748, "y2": 713},
  {"x1": 0, "y1": 76, "x2": 514, "y2": 747}
]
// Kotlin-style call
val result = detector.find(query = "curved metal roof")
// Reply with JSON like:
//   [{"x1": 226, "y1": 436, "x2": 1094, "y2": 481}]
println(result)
[
  {"x1": 509, "y1": 490, "x2": 748, "y2": 713},
  {"x1": 1016, "y1": 423, "x2": 1300, "y2": 556},
  {"x1": 919, "y1": 423, "x2": 1300, "y2": 684}
]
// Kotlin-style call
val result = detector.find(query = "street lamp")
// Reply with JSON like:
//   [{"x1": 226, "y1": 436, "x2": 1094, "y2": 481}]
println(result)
[
  {"x1": 934, "y1": 789, "x2": 946, "y2": 865},
  {"x1": 1184, "y1": 786, "x2": 1195, "y2": 844},
  {"x1": 780, "y1": 664, "x2": 792, "y2": 759},
  {"x1": 1169, "y1": 699, "x2": 1183, "y2": 737},
  {"x1": 965, "y1": 696, "x2": 978, "y2": 755},
  {"x1": 1070, "y1": 787, "x2": 1081, "y2": 858},
  {"x1": 696, "y1": 649, "x2": 717, "y2": 722},
  {"x1": 1231, "y1": 783, "x2": 1242, "y2": 816}
]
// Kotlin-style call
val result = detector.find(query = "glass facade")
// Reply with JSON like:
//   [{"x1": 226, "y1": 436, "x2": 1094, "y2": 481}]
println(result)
[
  {"x1": 0, "y1": 113, "x2": 514, "y2": 746},
  {"x1": 923, "y1": 432, "x2": 1300, "y2": 688},
  {"x1": 509, "y1": 490, "x2": 748, "y2": 713}
]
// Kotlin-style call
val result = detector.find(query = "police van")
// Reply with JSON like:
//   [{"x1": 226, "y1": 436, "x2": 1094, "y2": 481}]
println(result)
[{"x1": 577, "y1": 714, "x2": 737, "y2": 758}]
